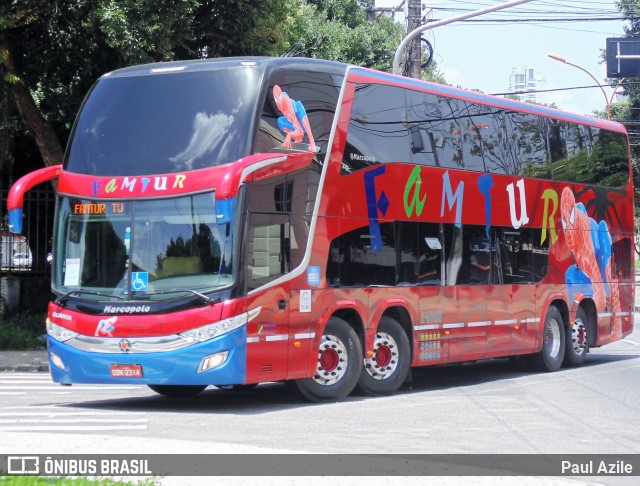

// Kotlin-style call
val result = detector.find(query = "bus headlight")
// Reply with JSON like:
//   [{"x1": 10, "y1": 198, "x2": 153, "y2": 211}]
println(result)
[
  {"x1": 47, "y1": 320, "x2": 79, "y2": 342},
  {"x1": 198, "y1": 351, "x2": 229, "y2": 373},
  {"x1": 179, "y1": 313, "x2": 248, "y2": 342}
]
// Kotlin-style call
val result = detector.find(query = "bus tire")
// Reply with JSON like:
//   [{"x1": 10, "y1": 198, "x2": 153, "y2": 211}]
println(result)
[
  {"x1": 564, "y1": 306, "x2": 588, "y2": 367},
  {"x1": 148, "y1": 385, "x2": 207, "y2": 397},
  {"x1": 528, "y1": 305, "x2": 565, "y2": 372},
  {"x1": 356, "y1": 316, "x2": 411, "y2": 396},
  {"x1": 293, "y1": 316, "x2": 362, "y2": 402}
]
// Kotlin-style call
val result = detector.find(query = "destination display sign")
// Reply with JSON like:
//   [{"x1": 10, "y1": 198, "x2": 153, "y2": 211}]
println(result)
[{"x1": 72, "y1": 202, "x2": 127, "y2": 215}]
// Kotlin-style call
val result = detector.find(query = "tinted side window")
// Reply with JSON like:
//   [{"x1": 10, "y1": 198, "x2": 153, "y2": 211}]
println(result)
[
  {"x1": 327, "y1": 221, "x2": 549, "y2": 288},
  {"x1": 406, "y1": 91, "x2": 444, "y2": 167},
  {"x1": 417, "y1": 222, "x2": 442, "y2": 285},
  {"x1": 327, "y1": 222, "x2": 396, "y2": 286},
  {"x1": 531, "y1": 228, "x2": 549, "y2": 281},
  {"x1": 394, "y1": 221, "x2": 443, "y2": 286},
  {"x1": 342, "y1": 84, "x2": 412, "y2": 174},
  {"x1": 512, "y1": 115, "x2": 629, "y2": 187},
  {"x1": 455, "y1": 226, "x2": 500, "y2": 285}
]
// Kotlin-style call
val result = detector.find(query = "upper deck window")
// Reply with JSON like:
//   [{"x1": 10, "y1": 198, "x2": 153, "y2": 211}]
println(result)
[
  {"x1": 342, "y1": 82, "x2": 629, "y2": 188},
  {"x1": 65, "y1": 67, "x2": 260, "y2": 176}
]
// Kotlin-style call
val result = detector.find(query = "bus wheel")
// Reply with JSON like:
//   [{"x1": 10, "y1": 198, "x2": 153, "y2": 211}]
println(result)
[
  {"x1": 356, "y1": 316, "x2": 410, "y2": 396},
  {"x1": 564, "y1": 306, "x2": 588, "y2": 367},
  {"x1": 293, "y1": 316, "x2": 362, "y2": 402},
  {"x1": 528, "y1": 305, "x2": 565, "y2": 372},
  {"x1": 148, "y1": 385, "x2": 207, "y2": 397}
]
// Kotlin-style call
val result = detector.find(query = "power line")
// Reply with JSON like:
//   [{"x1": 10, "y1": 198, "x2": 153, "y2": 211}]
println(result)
[{"x1": 428, "y1": 16, "x2": 633, "y2": 23}]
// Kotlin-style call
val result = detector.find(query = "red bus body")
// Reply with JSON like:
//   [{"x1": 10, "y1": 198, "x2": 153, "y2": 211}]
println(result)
[{"x1": 8, "y1": 58, "x2": 634, "y2": 401}]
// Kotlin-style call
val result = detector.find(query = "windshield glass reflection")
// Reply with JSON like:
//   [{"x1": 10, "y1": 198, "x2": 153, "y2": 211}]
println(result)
[{"x1": 54, "y1": 192, "x2": 234, "y2": 302}]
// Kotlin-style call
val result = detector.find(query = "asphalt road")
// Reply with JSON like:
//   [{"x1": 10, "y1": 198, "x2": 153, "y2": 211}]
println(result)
[{"x1": 1, "y1": 324, "x2": 639, "y2": 485}]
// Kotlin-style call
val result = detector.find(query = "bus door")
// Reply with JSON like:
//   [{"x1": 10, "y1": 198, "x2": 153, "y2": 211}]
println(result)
[{"x1": 244, "y1": 212, "x2": 291, "y2": 384}]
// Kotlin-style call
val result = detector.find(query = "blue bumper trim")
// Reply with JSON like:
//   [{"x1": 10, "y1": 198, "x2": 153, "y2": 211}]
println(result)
[{"x1": 48, "y1": 326, "x2": 247, "y2": 385}]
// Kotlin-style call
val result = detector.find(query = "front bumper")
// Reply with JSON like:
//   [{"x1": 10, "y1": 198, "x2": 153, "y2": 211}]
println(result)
[{"x1": 47, "y1": 326, "x2": 247, "y2": 386}]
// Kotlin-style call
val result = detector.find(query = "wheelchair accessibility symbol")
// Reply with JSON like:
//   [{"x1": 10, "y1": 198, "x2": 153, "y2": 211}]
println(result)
[{"x1": 132, "y1": 272, "x2": 149, "y2": 291}]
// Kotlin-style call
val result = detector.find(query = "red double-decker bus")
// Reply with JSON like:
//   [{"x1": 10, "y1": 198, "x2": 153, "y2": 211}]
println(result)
[{"x1": 8, "y1": 57, "x2": 634, "y2": 402}]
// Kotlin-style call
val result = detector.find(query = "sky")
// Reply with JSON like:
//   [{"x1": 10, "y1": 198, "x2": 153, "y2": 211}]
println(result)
[{"x1": 375, "y1": 0, "x2": 629, "y2": 116}]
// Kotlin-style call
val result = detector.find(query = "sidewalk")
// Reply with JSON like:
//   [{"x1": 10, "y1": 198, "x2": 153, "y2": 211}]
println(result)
[{"x1": 0, "y1": 350, "x2": 49, "y2": 372}]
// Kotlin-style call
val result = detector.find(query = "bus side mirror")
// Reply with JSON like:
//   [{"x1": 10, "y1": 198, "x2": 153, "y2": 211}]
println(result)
[{"x1": 7, "y1": 165, "x2": 62, "y2": 234}]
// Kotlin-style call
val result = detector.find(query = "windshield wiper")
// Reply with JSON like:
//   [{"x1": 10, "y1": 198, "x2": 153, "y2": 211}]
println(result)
[
  {"x1": 55, "y1": 290, "x2": 125, "y2": 306},
  {"x1": 143, "y1": 289, "x2": 221, "y2": 305}
]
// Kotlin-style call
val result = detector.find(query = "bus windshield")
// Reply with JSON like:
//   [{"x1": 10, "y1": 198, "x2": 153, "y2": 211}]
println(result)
[
  {"x1": 65, "y1": 67, "x2": 260, "y2": 176},
  {"x1": 54, "y1": 192, "x2": 234, "y2": 302}
]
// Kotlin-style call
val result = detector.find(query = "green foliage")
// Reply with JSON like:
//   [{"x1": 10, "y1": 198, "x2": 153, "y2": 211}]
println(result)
[
  {"x1": 286, "y1": 0, "x2": 404, "y2": 71},
  {"x1": 0, "y1": 312, "x2": 47, "y2": 350},
  {"x1": 0, "y1": 1, "x2": 408, "y2": 161}
]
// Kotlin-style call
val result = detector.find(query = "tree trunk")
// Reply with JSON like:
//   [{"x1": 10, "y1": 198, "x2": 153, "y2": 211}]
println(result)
[{"x1": 0, "y1": 34, "x2": 65, "y2": 168}]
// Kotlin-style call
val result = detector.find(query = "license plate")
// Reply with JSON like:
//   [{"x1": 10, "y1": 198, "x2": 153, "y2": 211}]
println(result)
[{"x1": 110, "y1": 364, "x2": 143, "y2": 378}]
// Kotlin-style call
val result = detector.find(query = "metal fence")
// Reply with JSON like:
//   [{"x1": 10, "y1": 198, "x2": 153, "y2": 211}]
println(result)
[{"x1": 0, "y1": 185, "x2": 55, "y2": 278}]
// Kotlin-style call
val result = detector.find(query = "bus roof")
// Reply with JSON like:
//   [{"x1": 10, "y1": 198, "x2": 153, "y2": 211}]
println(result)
[
  {"x1": 101, "y1": 56, "x2": 348, "y2": 79},
  {"x1": 100, "y1": 56, "x2": 626, "y2": 135}
]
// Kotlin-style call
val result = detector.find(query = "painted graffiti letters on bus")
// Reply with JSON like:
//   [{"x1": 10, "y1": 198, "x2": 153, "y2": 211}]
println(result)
[
  {"x1": 92, "y1": 174, "x2": 188, "y2": 197},
  {"x1": 477, "y1": 174, "x2": 494, "y2": 238},
  {"x1": 506, "y1": 179, "x2": 530, "y2": 229},
  {"x1": 441, "y1": 171, "x2": 464, "y2": 228},
  {"x1": 393, "y1": 167, "x2": 566, "y2": 247},
  {"x1": 404, "y1": 166, "x2": 426, "y2": 218},
  {"x1": 540, "y1": 188, "x2": 559, "y2": 245},
  {"x1": 364, "y1": 165, "x2": 389, "y2": 252}
]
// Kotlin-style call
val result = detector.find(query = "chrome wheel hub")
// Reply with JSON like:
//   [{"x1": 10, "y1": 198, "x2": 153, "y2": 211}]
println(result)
[
  {"x1": 313, "y1": 334, "x2": 348, "y2": 386},
  {"x1": 364, "y1": 331, "x2": 399, "y2": 381}
]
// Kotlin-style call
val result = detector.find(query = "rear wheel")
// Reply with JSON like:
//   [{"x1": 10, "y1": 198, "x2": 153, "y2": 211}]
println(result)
[
  {"x1": 148, "y1": 385, "x2": 207, "y2": 397},
  {"x1": 356, "y1": 316, "x2": 411, "y2": 396},
  {"x1": 564, "y1": 306, "x2": 589, "y2": 367},
  {"x1": 293, "y1": 316, "x2": 362, "y2": 402},
  {"x1": 528, "y1": 305, "x2": 565, "y2": 372}
]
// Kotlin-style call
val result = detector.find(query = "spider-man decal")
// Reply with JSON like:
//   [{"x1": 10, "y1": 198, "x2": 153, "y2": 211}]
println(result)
[
  {"x1": 560, "y1": 187, "x2": 621, "y2": 336},
  {"x1": 273, "y1": 85, "x2": 315, "y2": 152},
  {"x1": 573, "y1": 185, "x2": 625, "y2": 232}
]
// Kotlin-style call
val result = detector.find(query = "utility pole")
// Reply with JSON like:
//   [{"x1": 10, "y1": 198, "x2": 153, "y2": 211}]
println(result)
[
  {"x1": 393, "y1": 0, "x2": 535, "y2": 76},
  {"x1": 406, "y1": 0, "x2": 422, "y2": 79}
]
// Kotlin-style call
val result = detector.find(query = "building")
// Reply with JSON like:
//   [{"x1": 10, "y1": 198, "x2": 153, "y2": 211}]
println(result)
[{"x1": 508, "y1": 66, "x2": 545, "y2": 103}]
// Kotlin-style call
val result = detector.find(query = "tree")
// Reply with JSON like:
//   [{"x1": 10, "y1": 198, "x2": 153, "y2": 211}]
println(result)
[
  {"x1": 1, "y1": 0, "x2": 413, "y2": 175},
  {"x1": 285, "y1": 0, "x2": 404, "y2": 71},
  {"x1": 0, "y1": 1, "x2": 296, "y2": 171}
]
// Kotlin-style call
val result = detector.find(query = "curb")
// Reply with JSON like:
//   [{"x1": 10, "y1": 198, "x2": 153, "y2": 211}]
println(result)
[{"x1": 0, "y1": 351, "x2": 49, "y2": 372}]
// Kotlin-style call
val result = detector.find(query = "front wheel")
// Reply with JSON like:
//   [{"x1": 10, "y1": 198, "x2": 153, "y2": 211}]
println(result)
[
  {"x1": 148, "y1": 385, "x2": 207, "y2": 397},
  {"x1": 292, "y1": 317, "x2": 362, "y2": 402},
  {"x1": 356, "y1": 316, "x2": 411, "y2": 396},
  {"x1": 527, "y1": 305, "x2": 565, "y2": 372},
  {"x1": 564, "y1": 306, "x2": 589, "y2": 367}
]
